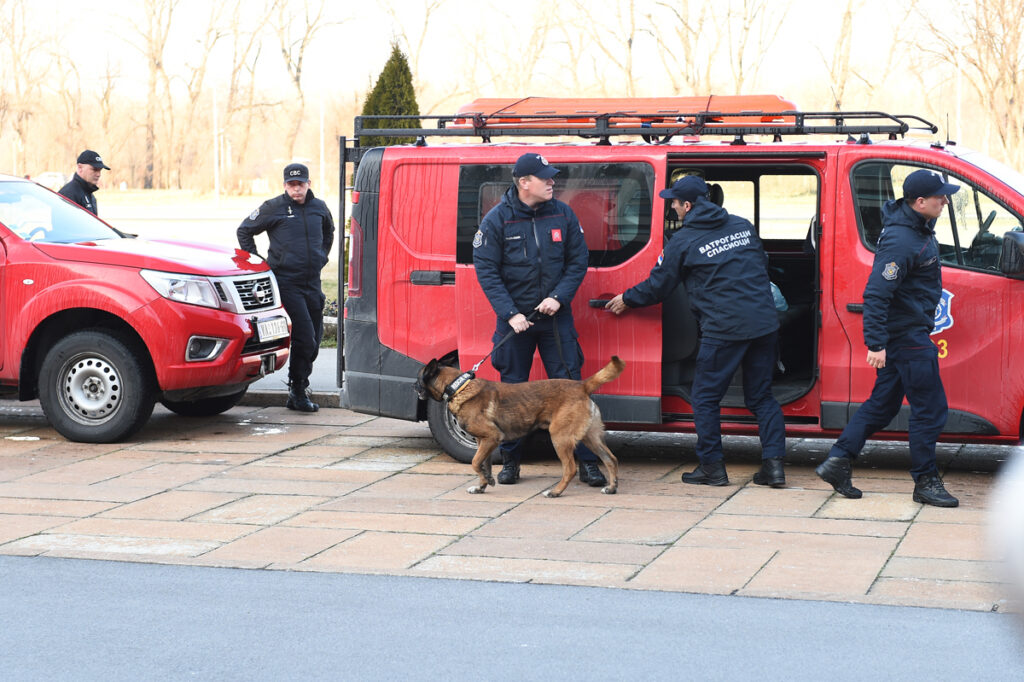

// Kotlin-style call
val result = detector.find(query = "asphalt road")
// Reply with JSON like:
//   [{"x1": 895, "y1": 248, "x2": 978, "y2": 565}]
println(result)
[{"x1": 2, "y1": 555, "x2": 1022, "y2": 681}]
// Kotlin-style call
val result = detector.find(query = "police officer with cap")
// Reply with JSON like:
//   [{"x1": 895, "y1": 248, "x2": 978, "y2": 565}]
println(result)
[
  {"x1": 238, "y1": 162, "x2": 335, "y2": 412},
  {"x1": 473, "y1": 152, "x2": 608, "y2": 487},
  {"x1": 817, "y1": 169, "x2": 959, "y2": 507},
  {"x1": 58, "y1": 150, "x2": 110, "y2": 216},
  {"x1": 606, "y1": 175, "x2": 786, "y2": 488}
]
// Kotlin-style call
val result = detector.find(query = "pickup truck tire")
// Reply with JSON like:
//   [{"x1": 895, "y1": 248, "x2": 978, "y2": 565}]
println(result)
[
  {"x1": 38, "y1": 330, "x2": 156, "y2": 443},
  {"x1": 160, "y1": 388, "x2": 248, "y2": 417},
  {"x1": 425, "y1": 397, "x2": 499, "y2": 464}
]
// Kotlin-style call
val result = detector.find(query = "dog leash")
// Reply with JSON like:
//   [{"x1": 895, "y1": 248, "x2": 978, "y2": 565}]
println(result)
[{"x1": 443, "y1": 309, "x2": 542, "y2": 402}]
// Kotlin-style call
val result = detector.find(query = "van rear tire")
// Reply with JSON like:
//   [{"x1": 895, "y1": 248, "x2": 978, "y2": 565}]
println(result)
[{"x1": 426, "y1": 398, "x2": 497, "y2": 464}]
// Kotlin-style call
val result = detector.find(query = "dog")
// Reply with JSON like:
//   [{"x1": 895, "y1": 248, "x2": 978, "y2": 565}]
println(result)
[{"x1": 415, "y1": 356, "x2": 624, "y2": 497}]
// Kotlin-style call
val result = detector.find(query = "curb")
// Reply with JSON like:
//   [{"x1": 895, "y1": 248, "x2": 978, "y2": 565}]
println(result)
[{"x1": 240, "y1": 390, "x2": 341, "y2": 409}]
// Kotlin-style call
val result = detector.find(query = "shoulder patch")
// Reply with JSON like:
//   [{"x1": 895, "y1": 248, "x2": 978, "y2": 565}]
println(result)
[
  {"x1": 472, "y1": 230, "x2": 483, "y2": 248},
  {"x1": 882, "y1": 262, "x2": 899, "y2": 281},
  {"x1": 249, "y1": 208, "x2": 259, "y2": 221},
  {"x1": 656, "y1": 250, "x2": 665, "y2": 266}
]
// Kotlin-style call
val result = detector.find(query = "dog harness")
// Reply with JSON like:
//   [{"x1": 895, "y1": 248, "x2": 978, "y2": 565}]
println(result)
[{"x1": 442, "y1": 371, "x2": 475, "y2": 402}]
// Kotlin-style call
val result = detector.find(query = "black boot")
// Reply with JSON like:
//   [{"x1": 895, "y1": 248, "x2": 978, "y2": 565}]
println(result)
[
  {"x1": 913, "y1": 473, "x2": 959, "y2": 507},
  {"x1": 682, "y1": 460, "x2": 729, "y2": 486},
  {"x1": 286, "y1": 380, "x2": 319, "y2": 413},
  {"x1": 753, "y1": 457, "x2": 786, "y2": 488},
  {"x1": 815, "y1": 456, "x2": 861, "y2": 498},
  {"x1": 578, "y1": 460, "x2": 607, "y2": 487},
  {"x1": 497, "y1": 452, "x2": 520, "y2": 484}
]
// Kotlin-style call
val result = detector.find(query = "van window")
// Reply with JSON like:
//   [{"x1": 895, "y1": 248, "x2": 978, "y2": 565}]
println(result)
[
  {"x1": 852, "y1": 161, "x2": 1024, "y2": 271},
  {"x1": 456, "y1": 162, "x2": 655, "y2": 267},
  {"x1": 713, "y1": 175, "x2": 817, "y2": 241}
]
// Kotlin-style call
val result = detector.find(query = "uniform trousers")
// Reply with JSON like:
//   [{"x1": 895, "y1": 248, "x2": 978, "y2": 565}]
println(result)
[
  {"x1": 828, "y1": 330, "x2": 948, "y2": 481},
  {"x1": 691, "y1": 331, "x2": 786, "y2": 464},
  {"x1": 278, "y1": 279, "x2": 325, "y2": 387}
]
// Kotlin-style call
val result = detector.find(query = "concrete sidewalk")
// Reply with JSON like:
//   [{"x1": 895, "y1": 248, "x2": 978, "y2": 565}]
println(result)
[{"x1": 0, "y1": 397, "x2": 1017, "y2": 613}]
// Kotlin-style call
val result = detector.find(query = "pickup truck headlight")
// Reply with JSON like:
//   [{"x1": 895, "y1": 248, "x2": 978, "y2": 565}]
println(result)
[{"x1": 140, "y1": 270, "x2": 222, "y2": 309}]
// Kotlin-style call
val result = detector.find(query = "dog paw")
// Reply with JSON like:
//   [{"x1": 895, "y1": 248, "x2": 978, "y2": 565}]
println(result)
[
  {"x1": 486, "y1": 476, "x2": 496, "y2": 486},
  {"x1": 601, "y1": 486, "x2": 617, "y2": 495},
  {"x1": 542, "y1": 489, "x2": 560, "y2": 498},
  {"x1": 467, "y1": 485, "x2": 486, "y2": 494}
]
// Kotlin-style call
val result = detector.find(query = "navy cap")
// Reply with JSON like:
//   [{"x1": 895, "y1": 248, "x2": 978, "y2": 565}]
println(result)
[
  {"x1": 659, "y1": 175, "x2": 708, "y2": 203},
  {"x1": 903, "y1": 169, "x2": 959, "y2": 200},
  {"x1": 283, "y1": 163, "x2": 310, "y2": 183},
  {"x1": 512, "y1": 153, "x2": 559, "y2": 179},
  {"x1": 77, "y1": 150, "x2": 110, "y2": 170}
]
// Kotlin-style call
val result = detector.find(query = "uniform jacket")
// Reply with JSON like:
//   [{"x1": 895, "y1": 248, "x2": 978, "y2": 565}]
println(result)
[
  {"x1": 623, "y1": 197, "x2": 778, "y2": 341},
  {"x1": 237, "y1": 189, "x2": 335, "y2": 284},
  {"x1": 473, "y1": 186, "x2": 589, "y2": 320},
  {"x1": 862, "y1": 198, "x2": 942, "y2": 349},
  {"x1": 58, "y1": 174, "x2": 99, "y2": 215}
]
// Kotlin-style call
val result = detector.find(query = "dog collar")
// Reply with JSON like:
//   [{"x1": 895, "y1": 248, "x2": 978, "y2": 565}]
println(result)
[{"x1": 443, "y1": 371, "x2": 475, "y2": 402}]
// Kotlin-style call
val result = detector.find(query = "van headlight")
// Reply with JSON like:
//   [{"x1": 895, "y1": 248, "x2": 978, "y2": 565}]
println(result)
[{"x1": 140, "y1": 270, "x2": 222, "y2": 309}]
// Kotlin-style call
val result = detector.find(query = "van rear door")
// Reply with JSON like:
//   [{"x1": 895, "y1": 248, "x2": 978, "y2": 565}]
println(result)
[{"x1": 454, "y1": 158, "x2": 663, "y2": 424}]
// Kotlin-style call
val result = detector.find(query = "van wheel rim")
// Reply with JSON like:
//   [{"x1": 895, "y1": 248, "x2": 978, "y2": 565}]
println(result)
[
  {"x1": 58, "y1": 352, "x2": 122, "y2": 425},
  {"x1": 445, "y1": 405, "x2": 477, "y2": 448}
]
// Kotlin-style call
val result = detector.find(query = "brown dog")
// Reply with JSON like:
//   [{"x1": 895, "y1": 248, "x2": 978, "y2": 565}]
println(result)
[{"x1": 415, "y1": 356, "x2": 624, "y2": 497}]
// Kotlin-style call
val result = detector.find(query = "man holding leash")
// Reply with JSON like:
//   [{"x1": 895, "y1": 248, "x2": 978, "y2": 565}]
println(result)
[
  {"x1": 606, "y1": 175, "x2": 786, "y2": 488},
  {"x1": 473, "y1": 152, "x2": 607, "y2": 487}
]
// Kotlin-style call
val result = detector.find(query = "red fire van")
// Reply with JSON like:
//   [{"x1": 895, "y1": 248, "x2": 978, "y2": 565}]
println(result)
[
  {"x1": 339, "y1": 96, "x2": 1024, "y2": 462},
  {"x1": 0, "y1": 176, "x2": 290, "y2": 442}
]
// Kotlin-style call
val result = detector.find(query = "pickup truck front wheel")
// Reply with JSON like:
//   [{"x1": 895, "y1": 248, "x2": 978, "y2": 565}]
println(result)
[{"x1": 38, "y1": 330, "x2": 156, "y2": 443}]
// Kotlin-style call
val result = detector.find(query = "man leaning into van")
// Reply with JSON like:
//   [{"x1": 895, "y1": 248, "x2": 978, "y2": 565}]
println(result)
[
  {"x1": 606, "y1": 175, "x2": 787, "y2": 488},
  {"x1": 472, "y1": 152, "x2": 608, "y2": 488},
  {"x1": 815, "y1": 169, "x2": 959, "y2": 507}
]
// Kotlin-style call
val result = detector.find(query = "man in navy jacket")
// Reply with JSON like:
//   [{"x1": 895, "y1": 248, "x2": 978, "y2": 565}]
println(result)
[
  {"x1": 816, "y1": 169, "x2": 959, "y2": 507},
  {"x1": 58, "y1": 150, "x2": 109, "y2": 216},
  {"x1": 473, "y1": 153, "x2": 607, "y2": 487},
  {"x1": 606, "y1": 175, "x2": 786, "y2": 488}
]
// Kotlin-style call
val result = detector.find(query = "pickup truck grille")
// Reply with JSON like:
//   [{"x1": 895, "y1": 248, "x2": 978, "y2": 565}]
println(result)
[{"x1": 234, "y1": 276, "x2": 277, "y2": 311}]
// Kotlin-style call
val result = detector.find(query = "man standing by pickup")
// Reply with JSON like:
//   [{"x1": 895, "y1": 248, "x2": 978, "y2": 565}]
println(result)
[
  {"x1": 816, "y1": 169, "x2": 959, "y2": 507},
  {"x1": 237, "y1": 163, "x2": 334, "y2": 412},
  {"x1": 606, "y1": 175, "x2": 786, "y2": 488},
  {"x1": 58, "y1": 150, "x2": 109, "y2": 216}
]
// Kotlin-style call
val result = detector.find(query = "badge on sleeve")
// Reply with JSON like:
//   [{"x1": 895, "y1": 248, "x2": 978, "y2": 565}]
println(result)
[
  {"x1": 551, "y1": 229, "x2": 562, "y2": 242},
  {"x1": 249, "y1": 208, "x2": 260, "y2": 220},
  {"x1": 882, "y1": 262, "x2": 899, "y2": 280},
  {"x1": 472, "y1": 230, "x2": 483, "y2": 248}
]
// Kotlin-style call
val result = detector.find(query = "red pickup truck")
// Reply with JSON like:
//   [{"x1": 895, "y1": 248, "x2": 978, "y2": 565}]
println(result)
[{"x1": 0, "y1": 175, "x2": 291, "y2": 442}]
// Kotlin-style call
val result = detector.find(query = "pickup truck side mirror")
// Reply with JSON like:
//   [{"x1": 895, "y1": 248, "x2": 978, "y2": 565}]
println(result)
[{"x1": 1000, "y1": 231, "x2": 1024, "y2": 278}]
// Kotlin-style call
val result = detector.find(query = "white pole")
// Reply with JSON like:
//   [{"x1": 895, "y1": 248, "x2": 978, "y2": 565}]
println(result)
[{"x1": 213, "y1": 89, "x2": 220, "y2": 203}]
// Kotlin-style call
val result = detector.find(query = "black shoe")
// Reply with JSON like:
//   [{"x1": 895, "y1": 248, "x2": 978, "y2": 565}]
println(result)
[
  {"x1": 682, "y1": 460, "x2": 729, "y2": 486},
  {"x1": 497, "y1": 461, "x2": 520, "y2": 485},
  {"x1": 913, "y1": 473, "x2": 959, "y2": 507},
  {"x1": 753, "y1": 457, "x2": 786, "y2": 488},
  {"x1": 578, "y1": 461, "x2": 607, "y2": 487},
  {"x1": 815, "y1": 456, "x2": 861, "y2": 498},
  {"x1": 286, "y1": 386, "x2": 319, "y2": 412}
]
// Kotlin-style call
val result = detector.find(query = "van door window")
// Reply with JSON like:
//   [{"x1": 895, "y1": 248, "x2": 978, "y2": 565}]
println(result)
[
  {"x1": 456, "y1": 163, "x2": 655, "y2": 267},
  {"x1": 852, "y1": 161, "x2": 1024, "y2": 271}
]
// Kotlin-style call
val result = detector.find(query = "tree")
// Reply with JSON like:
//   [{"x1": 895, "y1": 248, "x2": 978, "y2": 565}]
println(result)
[{"x1": 359, "y1": 43, "x2": 421, "y2": 148}]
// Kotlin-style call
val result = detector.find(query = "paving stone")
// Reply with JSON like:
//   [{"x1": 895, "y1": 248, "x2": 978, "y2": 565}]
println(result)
[
  {"x1": 99, "y1": 491, "x2": 245, "y2": 521},
  {"x1": 630, "y1": 546, "x2": 776, "y2": 594},
  {"x1": 55, "y1": 517, "x2": 252, "y2": 543},
  {"x1": 881, "y1": 556, "x2": 1003, "y2": 583},
  {"x1": 440, "y1": 535, "x2": 662, "y2": 565},
  {"x1": 199, "y1": 526, "x2": 360, "y2": 566},
  {"x1": 191, "y1": 494, "x2": 330, "y2": 525},
  {"x1": 869, "y1": 577, "x2": 1005, "y2": 611},
  {"x1": 741, "y1": 548, "x2": 891, "y2": 598},
  {"x1": 715, "y1": 486, "x2": 832, "y2": 517},
  {"x1": 412, "y1": 554, "x2": 638, "y2": 585},
  {"x1": 297, "y1": 531, "x2": 452, "y2": 571},
  {"x1": 818, "y1": 493, "x2": 921, "y2": 522},
  {"x1": 0, "y1": 497, "x2": 119, "y2": 518},
  {"x1": 284, "y1": 510, "x2": 487, "y2": 535},
  {"x1": 471, "y1": 503, "x2": 608, "y2": 541},
  {"x1": 0, "y1": 514, "x2": 71, "y2": 545},
  {"x1": 699, "y1": 513, "x2": 908, "y2": 538},
  {"x1": 895, "y1": 522, "x2": 990, "y2": 561},
  {"x1": 573, "y1": 509, "x2": 704, "y2": 544}
]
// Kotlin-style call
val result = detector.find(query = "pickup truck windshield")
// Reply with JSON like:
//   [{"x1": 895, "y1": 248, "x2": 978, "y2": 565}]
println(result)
[{"x1": 0, "y1": 180, "x2": 123, "y2": 243}]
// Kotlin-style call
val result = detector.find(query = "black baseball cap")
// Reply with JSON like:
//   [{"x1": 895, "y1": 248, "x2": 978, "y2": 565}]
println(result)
[
  {"x1": 283, "y1": 163, "x2": 310, "y2": 183},
  {"x1": 903, "y1": 169, "x2": 959, "y2": 200},
  {"x1": 659, "y1": 175, "x2": 708, "y2": 203},
  {"x1": 77, "y1": 150, "x2": 110, "y2": 170},
  {"x1": 512, "y1": 153, "x2": 559, "y2": 179}
]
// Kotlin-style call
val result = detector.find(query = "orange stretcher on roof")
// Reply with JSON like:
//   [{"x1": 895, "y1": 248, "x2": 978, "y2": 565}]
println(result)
[{"x1": 451, "y1": 95, "x2": 799, "y2": 129}]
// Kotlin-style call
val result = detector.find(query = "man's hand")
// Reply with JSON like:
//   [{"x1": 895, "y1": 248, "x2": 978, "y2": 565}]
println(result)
[
  {"x1": 867, "y1": 348, "x2": 886, "y2": 369},
  {"x1": 605, "y1": 294, "x2": 629, "y2": 315},
  {"x1": 536, "y1": 297, "x2": 561, "y2": 316},
  {"x1": 509, "y1": 313, "x2": 533, "y2": 333}
]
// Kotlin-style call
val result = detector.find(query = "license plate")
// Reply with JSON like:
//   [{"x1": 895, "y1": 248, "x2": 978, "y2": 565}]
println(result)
[{"x1": 256, "y1": 316, "x2": 288, "y2": 342}]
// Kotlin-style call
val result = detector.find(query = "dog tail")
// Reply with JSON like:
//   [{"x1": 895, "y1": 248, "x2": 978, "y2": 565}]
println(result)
[{"x1": 583, "y1": 356, "x2": 625, "y2": 395}]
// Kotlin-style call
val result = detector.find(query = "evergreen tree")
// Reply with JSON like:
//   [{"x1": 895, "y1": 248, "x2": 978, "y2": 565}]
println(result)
[{"x1": 360, "y1": 44, "x2": 421, "y2": 148}]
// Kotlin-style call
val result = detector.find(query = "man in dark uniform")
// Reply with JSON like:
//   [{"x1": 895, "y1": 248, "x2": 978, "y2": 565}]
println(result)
[
  {"x1": 472, "y1": 152, "x2": 607, "y2": 487},
  {"x1": 237, "y1": 163, "x2": 335, "y2": 412},
  {"x1": 58, "y1": 150, "x2": 110, "y2": 216},
  {"x1": 816, "y1": 169, "x2": 959, "y2": 507},
  {"x1": 606, "y1": 175, "x2": 786, "y2": 487}
]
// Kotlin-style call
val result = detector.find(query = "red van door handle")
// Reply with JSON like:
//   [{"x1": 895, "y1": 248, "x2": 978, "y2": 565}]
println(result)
[
  {"x1": 846, "y1": 303, "x2": 864, "y2": 313},
  {"x1": 589, "y1": 298, "x2": 613, "y2": 308}
]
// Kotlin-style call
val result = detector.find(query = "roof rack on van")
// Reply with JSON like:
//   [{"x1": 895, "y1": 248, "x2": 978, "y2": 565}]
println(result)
[{"x1": 346, "y1": 96, "x2": 938, "y2": 161}]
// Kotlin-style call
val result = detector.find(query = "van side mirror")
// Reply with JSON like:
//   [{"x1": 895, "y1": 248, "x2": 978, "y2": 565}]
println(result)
[{"x1": 1000, "y1": 231, "x2": 1024, "y2": 278}]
